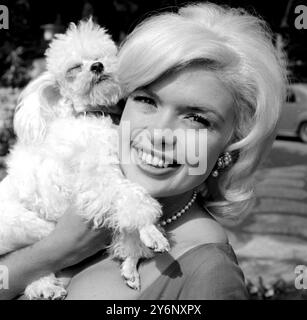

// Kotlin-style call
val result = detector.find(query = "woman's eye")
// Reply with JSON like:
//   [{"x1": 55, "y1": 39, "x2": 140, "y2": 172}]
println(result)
[
  {"x1": 185, "y1": 114, "x2": 213, "y2": 128},
  {"x1": 133, "y1": 96, "x2": 156, "y2": 107}
]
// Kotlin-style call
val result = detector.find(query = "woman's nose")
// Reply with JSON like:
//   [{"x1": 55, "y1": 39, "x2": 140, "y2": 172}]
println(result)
[
  {"x1": 150, "y1": 107, "x2": 176, "y2": 129},
  {"x1": 149, "y1": 109, "x2": 177, "y2": 148}
]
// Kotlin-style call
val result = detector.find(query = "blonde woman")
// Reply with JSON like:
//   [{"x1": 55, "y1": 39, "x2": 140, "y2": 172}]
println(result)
[{"x1": 0, "y1": 2, "x2": 286, "y2": 300}]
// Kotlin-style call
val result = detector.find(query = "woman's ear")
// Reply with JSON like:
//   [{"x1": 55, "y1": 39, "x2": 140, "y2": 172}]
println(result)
[{"x1": 14, "y1": 76, "x2": 60, "y2": 144}]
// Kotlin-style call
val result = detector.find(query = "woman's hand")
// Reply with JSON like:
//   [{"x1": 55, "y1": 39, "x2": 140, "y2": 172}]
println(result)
[
  {"x1": 47, "y1": 207, "x2": 112, "y2": 269},
  {"x1": 0, "y1": 208, "x2": 111, "y2": 300}
]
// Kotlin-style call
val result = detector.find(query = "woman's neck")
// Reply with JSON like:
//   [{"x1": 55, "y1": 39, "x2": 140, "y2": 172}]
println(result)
[{"x1": 157, "y1": 190, "x2": 195, "y2": 222}]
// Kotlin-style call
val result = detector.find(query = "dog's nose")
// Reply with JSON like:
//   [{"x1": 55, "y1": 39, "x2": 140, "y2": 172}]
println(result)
[{"x1": 90, "y1": 62, "x2": 104, "y2": 74}]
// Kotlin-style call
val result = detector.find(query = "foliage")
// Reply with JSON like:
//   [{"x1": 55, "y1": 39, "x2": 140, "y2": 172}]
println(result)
[
  {"x1": 1, "y1": 46, "x2": 33, "y2": 88},
  {"x1": 0, "y1": 0, "x2": 45, "y2": 87},
  {"x1": 247, "y1": 277, "x2": 307, "y2": 300},
  {"x1": 0, "y1": 88, "x2": 20, "y2": 156}
]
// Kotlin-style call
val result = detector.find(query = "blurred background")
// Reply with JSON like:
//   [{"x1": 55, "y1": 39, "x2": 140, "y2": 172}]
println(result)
[{"x1": 0, "y1": 0, "x2": 307, "y2": 299}]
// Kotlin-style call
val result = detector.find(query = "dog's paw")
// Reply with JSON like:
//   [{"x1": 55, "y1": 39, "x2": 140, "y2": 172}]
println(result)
[
  {"x1": 139, "y1": 225, "x2": 170, "y2": 253},
  {"x1": 124, "y1": 273, "x2": 141, "y2": 291},
  {"x1": 25, "y1": 274, "x2": 67, "y2": 300},
  {"x1": 122, "y1": 271, "x2": 141, "y2": 290},
  {"x1": 121, "y1": 258, "x2": 141, "y2": 291}
]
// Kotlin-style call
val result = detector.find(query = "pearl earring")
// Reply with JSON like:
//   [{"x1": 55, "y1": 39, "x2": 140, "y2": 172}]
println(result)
[{"x1": 211, "y1": 152, "x2": 232, "y2": 178}]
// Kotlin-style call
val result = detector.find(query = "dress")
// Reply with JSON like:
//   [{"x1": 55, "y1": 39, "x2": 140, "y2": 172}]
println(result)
[
  {"x1": 138, "y1": 242, "x2": 249, "y2": 300},
  {"x1": 18, "y1": 243, "x2": 248, "y2": 300}
]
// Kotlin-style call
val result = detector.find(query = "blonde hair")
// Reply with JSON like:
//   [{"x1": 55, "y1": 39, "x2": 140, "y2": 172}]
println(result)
[{"x1": 118, "y1": 2, "x2": 288, "y2": 219}]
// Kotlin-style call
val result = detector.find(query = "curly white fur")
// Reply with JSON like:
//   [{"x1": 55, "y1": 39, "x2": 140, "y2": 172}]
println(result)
[{"x1": 0, "y1": 19, "x2": 169, "y2": 300}]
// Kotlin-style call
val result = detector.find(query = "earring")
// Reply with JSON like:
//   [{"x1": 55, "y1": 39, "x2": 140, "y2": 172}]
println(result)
[{"x1": 211, "y1": 152, "x2": 232, "y2": 178}]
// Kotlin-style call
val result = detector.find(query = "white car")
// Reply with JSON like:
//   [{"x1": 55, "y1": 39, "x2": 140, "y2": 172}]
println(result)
[{"x1": 278, "y1": 84, "x2": 307, "y2": 142}]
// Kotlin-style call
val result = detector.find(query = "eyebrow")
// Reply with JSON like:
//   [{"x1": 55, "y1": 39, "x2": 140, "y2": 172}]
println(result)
[
  {"x1": 135, "y1": 87, "x2": 160, "y2": 102},
  {"x1": 136, "y1": 87, "x2": 226, "y2": 123}
]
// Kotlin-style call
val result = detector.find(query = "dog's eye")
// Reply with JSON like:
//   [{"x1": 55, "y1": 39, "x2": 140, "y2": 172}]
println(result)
[
  {"x1": 68, "y1": 64, "x2": 82, "y2": 72},
  {"x1": 66, "y1": 64, "x2": 82, "y2": 79}
]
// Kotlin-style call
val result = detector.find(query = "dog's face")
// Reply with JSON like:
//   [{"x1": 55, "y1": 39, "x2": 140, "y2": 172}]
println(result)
[
  {"x1": 46, "y1": 19, "x2": 122, "y2": 111},
  {"x1": 61, "y1": 51, "x2": 120, "y2": 110}
]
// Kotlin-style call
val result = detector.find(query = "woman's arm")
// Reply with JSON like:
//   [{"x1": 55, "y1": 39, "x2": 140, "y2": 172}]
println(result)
[
  {"x1": 0, "y1": 207, "x2": 111, "y2": 300},
  {"x1": 0, "y1": 236, "x2": 64, "y2": 300}
]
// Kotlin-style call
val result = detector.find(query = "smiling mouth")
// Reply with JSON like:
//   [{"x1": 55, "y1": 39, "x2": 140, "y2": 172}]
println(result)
[{"x1": 134, "y1": 147, "x2": 180, "y2": 169}]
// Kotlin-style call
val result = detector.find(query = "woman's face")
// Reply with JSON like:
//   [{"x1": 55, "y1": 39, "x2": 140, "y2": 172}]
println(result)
[{"x1": 118, "y1": 65, "x2": 235, "y2": 198}]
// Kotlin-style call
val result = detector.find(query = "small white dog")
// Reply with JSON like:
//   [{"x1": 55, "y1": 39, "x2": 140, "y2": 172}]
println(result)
[{"x1": 0, "y1": 19, "x2": 169, "y2": 299}]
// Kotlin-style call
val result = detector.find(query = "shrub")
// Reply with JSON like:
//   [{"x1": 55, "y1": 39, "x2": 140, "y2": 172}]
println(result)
[{"x1": 0, "y1": 87, "x2": 20, "y2": 156}]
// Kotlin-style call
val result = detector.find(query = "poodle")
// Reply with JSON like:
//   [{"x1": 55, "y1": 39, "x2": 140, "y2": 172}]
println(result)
[{"x1": 0, "y1": 19, "x2": 169, "y2": 299}]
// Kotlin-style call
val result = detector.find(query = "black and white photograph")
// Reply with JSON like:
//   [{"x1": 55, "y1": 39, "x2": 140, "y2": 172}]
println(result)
[{"x1": 0, "y1": 0, "x2": 307, "y2": 303}]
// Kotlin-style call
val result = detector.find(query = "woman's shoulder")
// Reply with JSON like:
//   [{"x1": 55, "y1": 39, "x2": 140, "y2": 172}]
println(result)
[
  {"x1": 179, "y1": 242, "x2": 241, "y2": 276},
  {"x1": 179, "y1": 243, "x2": 249, "y2": 299},
  {"x1": 166, "y1": 242, "x2": 242, "y2": 279},
  {"x1": 139, "y1": 243, "x2": 249, "y2": 300},
  {"x1": 173, "y1": 205, "x2": 229, "y2": 249}
]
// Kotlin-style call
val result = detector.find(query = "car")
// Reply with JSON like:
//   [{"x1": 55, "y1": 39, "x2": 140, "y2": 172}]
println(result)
[{"x1": 278, "y1": 83, "x2": 307, "y2": 142}]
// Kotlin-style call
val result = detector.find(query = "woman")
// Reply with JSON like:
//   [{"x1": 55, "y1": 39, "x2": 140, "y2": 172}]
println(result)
[{"x1": 0, "y1": 2, "x2": 286, "y2": 300}]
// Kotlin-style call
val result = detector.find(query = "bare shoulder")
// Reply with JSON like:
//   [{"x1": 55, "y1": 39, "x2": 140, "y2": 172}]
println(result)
[{"x1": 173, "y1": 205, "x2": 229, "y2": 247}]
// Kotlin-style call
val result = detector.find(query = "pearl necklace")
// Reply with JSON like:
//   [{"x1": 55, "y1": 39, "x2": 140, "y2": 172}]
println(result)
[{"x1": 159, "y1": 191, "x2": 198, "y2": 227}]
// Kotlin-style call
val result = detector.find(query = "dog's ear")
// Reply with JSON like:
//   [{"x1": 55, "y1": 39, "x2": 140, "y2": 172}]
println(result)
[
  {"x1": 42, "y1": 84, "x2": 61, "y2": 108},
  {"x1": 14, "y1": 74, "x2": 59, "y2": 144}
]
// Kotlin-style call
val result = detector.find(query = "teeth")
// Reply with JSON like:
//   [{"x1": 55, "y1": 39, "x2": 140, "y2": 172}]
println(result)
[
  {"x1": 135, "y1": 148, "x2": 172, "y2": 168},
  {"x1": 152, "y1": 156, "x2": 160, "y2": 166},
  {"x1": 146, "y1": 154, "x2": 152, "y2": 164}
]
